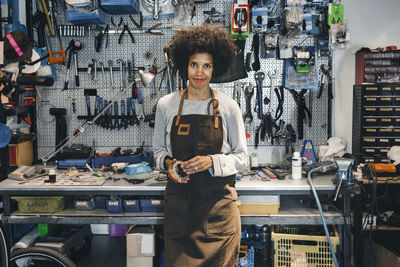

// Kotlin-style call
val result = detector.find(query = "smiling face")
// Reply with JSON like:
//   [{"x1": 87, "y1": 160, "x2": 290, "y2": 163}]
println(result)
[{"x1": 187, "y1": 52, "x2": 214, "y2": 93}]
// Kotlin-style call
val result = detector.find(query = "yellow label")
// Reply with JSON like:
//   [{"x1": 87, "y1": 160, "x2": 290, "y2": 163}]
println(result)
[
  {"x1": 396, "y1": 98, "x2": 400, "y2": 101},
  {"x1": 366, "y1": 98, "x2": 376, "y2": 101},
  {"x1": 381, "y1": 119, "x2": 391, "y2": 122},
  {"x1": 380, "y1": 139, "x2": 389, "y2": 142},
  {"x1": 395, "y1": 129, "x2": 400, "y2": 132},
  {"x1": 366, "y1": 129, "x2": 376, "y2": 132},
  {"x1": 380, "y1": 149, "x2": 389, "y2": 153},
  {"x1": 366, "y1": 87, "x2": 378, "y2": 91},
  {"x1": 380, "y1": 108, "x2": 392, "y2": 111},
  {"x1": 396, "y1": 108, "x2": 400, "y2": 111},
  {"x1": 363, "y1": 138, "x2": 376, "y2": 142},
  {"x1": 382, "y1": 87, "x2": 391, "y2": 91},
  {"x1": 396, "y1": 119, "x2": 400, "y2": 122},
  {"x1": 365, "y1": 149, "x2": 375, "y2": 152},
  {"x1": 365, "y1": 108, "x2": 376, "y2": 111},
  {"x1": 380, "y1": 129, "x2": 392, "y2": 132},
  {"x1": 395, "y1": 87, "x2": 400, "y2": 91},
  {"x1": 366, "y1": 119, "x2": 377, "y2": 122},
  {"x1": 381, "y1": 97, "x2": 391, "y2": 101}
]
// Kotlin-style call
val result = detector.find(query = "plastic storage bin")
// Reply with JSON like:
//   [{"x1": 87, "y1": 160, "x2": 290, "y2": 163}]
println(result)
[
  {"x1": 100, "y1": 0, "x2": 139, "y2": 14},
  {"x1": 66, "y1": 9, "x2": 106, "y2": 24},
  {"x1": 11, "y1": 196, "x2": 65, "y2": 213},
  {"x1": 106, "y1": 199, "x2": 123, "y2": 213},
  {"x1": 123, "y1": 199, "x2": 140, "y2": 212},
  {"x1": 271, "y1": 225, "x2": 340, "y2": 267},
  {"x1": 109, "y1": 224, "x2": 127, "y2": 237},
  {"x1": 140, "y1": 199, "x2": 164, "y2": 212}
]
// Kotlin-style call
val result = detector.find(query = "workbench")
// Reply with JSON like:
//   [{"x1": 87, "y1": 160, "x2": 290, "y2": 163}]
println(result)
[{"x1": 0, "y1": 173, "x2": 344, "y2": 226}]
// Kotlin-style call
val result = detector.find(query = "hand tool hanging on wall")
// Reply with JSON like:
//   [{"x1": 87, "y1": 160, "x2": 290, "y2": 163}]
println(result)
[
  {"x1": 49, "y1": 108, "x2": 67, "y2": 153},
  {"x1": 274, "y1": 86, "x2": 284, "y2": 121},
  {"x1": 113, "y1": 102, "x2": 120, "y2": 129},
  {"x1": 252, "y1": 33, "x2": 261, "y2": 71},
  {"x1": 127, "y1": 97, "x2": 140, "y2": 126},
  {"x1": 118, "y1": 23, "x2": 135, "y2": 44},
  {"x1": 120, "y1": 100, "x2": 128, "y2": 129},
  {"x1": 243, "y1": 83, "x2": 254, "y2": 123},
  {"x1": 62, "y1": 40, "x2": 75, "y2": 91},
  {"x1": 287, "y1": 89, "x2": 312, "y2": 140},
  {"x1": 254, "y1": 71, "x2": 265, "y2": 119},
  {"x1": 72, "y1": 40, "x2": 82, "y2": 87},
  {"x1": 95, "y1": 24, "x2": 109, "y2": 52}
]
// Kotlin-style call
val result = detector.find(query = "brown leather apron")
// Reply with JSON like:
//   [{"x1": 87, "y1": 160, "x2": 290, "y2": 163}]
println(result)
[{"x1": 164, "y1": 89, "x2": 241, "y2": 267}]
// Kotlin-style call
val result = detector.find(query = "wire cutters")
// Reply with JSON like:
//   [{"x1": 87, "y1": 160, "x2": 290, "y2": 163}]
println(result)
[
  {"x1": 146, "y1": 23, "x2": 164, "y2": 35},
  {"x1": 118, "y1": 23, "x2": 135, "y2": 44}
]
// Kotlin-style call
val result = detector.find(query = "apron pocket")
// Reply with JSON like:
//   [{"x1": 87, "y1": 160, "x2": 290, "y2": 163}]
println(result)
[
  {"x1": 206, "y1": 193, "x2": 238, "y2": 236},
  {"x1": 164, "y1": 193, "x2": 189, "y2": 238}
]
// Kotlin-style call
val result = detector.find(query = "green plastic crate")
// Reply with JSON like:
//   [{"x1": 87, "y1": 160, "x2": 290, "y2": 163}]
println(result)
[{"x1": 11, "y1": 196, "x2": 65, "y2": 213}]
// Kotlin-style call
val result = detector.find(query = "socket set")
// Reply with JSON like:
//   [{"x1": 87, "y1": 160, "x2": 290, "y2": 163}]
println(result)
[{"x1": 58, "y1": 25, "x2": 91, "y2": 37}]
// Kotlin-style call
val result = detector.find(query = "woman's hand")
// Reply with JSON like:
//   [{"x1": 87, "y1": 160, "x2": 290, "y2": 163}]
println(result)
[
  {"x1": 167, "y1": 159, "x2": 190, "y2": 184},
  {"x1": 181, "y1": 156, "x2": 213, "y2": 175}
]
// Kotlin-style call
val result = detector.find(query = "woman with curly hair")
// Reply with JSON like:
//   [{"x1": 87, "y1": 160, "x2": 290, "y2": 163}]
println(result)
[{"x1": 153, "y1": 24, "x2": 248, "y2": 267}]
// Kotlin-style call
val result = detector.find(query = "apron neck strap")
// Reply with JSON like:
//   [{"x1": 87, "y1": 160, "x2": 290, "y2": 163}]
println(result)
[{"x1": 175, "y1": 89, "x2": 220, "y2": 129}]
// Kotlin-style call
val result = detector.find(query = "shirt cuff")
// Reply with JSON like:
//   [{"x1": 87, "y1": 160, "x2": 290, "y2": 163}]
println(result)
[{"x1": 208, "y1": 155, "x2": 222, "y2": 177}]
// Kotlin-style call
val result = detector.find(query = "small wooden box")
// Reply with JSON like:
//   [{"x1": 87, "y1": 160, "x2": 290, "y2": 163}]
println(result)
[{"x1": 8, "y1": 141, "x2": 33, "y2": 167}]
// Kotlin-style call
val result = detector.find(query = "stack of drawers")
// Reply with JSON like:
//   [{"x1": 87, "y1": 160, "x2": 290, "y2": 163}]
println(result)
[{"x1": 353, "y1": 84, "x2": 400, "y2": 163}]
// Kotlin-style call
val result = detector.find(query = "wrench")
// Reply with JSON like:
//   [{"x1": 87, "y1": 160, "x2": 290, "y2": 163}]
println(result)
[
  {"x1": 243, "y1": 83, "x2": 254, "y2": 123},
  {"x1": 267, "y1": 70, "x2": 279, "y2": 111},
  {"x1": 92, "y1": 58, "x2": 97, "y2": 81},
  {"x1": 233, "y1": 81, "x2": 242, "y2": 107},
  {"x1": 117, "y1": 59, "x2": 123, "y2": 89},
  {"x1": 108, "y1": 60, "x2": 114, "y2": 87},
  {"x1": 154, "y1": 0, "x2": 159, "y2": 19},
  {"x1": 99, "y1": 62, "x2": 105, "y2": 85},
  {"x1": 254, "y1": 71, "x2": 265, "y2": 119}
]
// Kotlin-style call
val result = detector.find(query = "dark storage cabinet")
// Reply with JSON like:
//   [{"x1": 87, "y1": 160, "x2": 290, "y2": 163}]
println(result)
[{"x1": 352, "y1": 84, "x2": 400, "y2": 163}]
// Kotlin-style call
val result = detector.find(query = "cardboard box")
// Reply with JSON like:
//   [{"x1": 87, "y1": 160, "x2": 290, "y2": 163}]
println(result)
[
  {"x1": 126, "y1": 225, "x2": 155, "y2": 255},
  {"x1": 238, "y1": 195, "x2": 280, "y2": 215},
  {"x1": 127, "y1": 256, "x2": 152, "y2": 267},
  {"x1": 8, "y1": 141, "x2": 33, "y2": 167}
]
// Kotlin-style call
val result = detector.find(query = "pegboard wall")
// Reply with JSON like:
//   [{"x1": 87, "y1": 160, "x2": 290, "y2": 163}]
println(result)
[{"x1": 36, "y1": 0, "x2": 331, "y2": 159}]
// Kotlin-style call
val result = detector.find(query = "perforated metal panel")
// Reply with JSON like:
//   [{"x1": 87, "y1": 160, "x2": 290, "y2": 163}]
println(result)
[{"x1": 37, "y1": 0, "x2": 330, "y2": 159}]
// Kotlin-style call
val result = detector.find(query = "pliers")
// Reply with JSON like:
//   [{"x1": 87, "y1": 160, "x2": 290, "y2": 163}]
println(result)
[
  {"x1": 317, "y1": 64, "x2": 333, "y2": 99},
  {"x1": 95, "y1": 24, "x2": 109, "y2": 52},
  {"x1": 274, "y1": 86, "x2": 284, "y2": 121},
  {"x1": 118, "y1": 23, "x2": 135, "y2": 44},
  {"x1": 288, "y1": 89, "x2": 312, "y2": 140}
]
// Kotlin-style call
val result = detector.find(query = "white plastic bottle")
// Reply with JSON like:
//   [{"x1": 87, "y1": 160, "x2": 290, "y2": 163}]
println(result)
[{"x1": 292, "y1": 152, "x2": 302, "y2": 180}]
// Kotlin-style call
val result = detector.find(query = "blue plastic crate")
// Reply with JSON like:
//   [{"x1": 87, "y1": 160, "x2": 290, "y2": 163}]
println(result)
[
  {"x1": 100, "y1": 0, "x2": 139, "y2": 14},
  {"x1": 140, "y1": 199, "x2": 164, "y2": 212},
  {"x1": 106, "y1": 199, "x2": 123, "y2": 213},
  {"x1": 123, "y1": 199, "x2": 140, "y2": 212},
  {"x1": 66, "y1": 9, "x2": 106, "y2": 24}
]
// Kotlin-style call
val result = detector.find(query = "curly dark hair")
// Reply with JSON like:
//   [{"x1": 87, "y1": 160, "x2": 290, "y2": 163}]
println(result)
[{"x1": 169, "y1": 24, "x2": 237, "y2": 79}]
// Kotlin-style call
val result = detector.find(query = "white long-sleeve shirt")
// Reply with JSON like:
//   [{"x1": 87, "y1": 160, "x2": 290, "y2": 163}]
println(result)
[{"x1": 152, "y1": 90, "x2": 248, "y2": 177}]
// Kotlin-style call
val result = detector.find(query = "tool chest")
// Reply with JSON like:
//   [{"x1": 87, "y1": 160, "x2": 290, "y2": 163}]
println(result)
[{"x1": 352, "y1": 84, "x2": 400, "y2": 163}]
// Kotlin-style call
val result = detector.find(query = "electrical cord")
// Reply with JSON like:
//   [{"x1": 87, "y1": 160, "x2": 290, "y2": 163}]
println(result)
[{"x1": 307, "y1": 167, "x2": 340, "y2": 267}]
